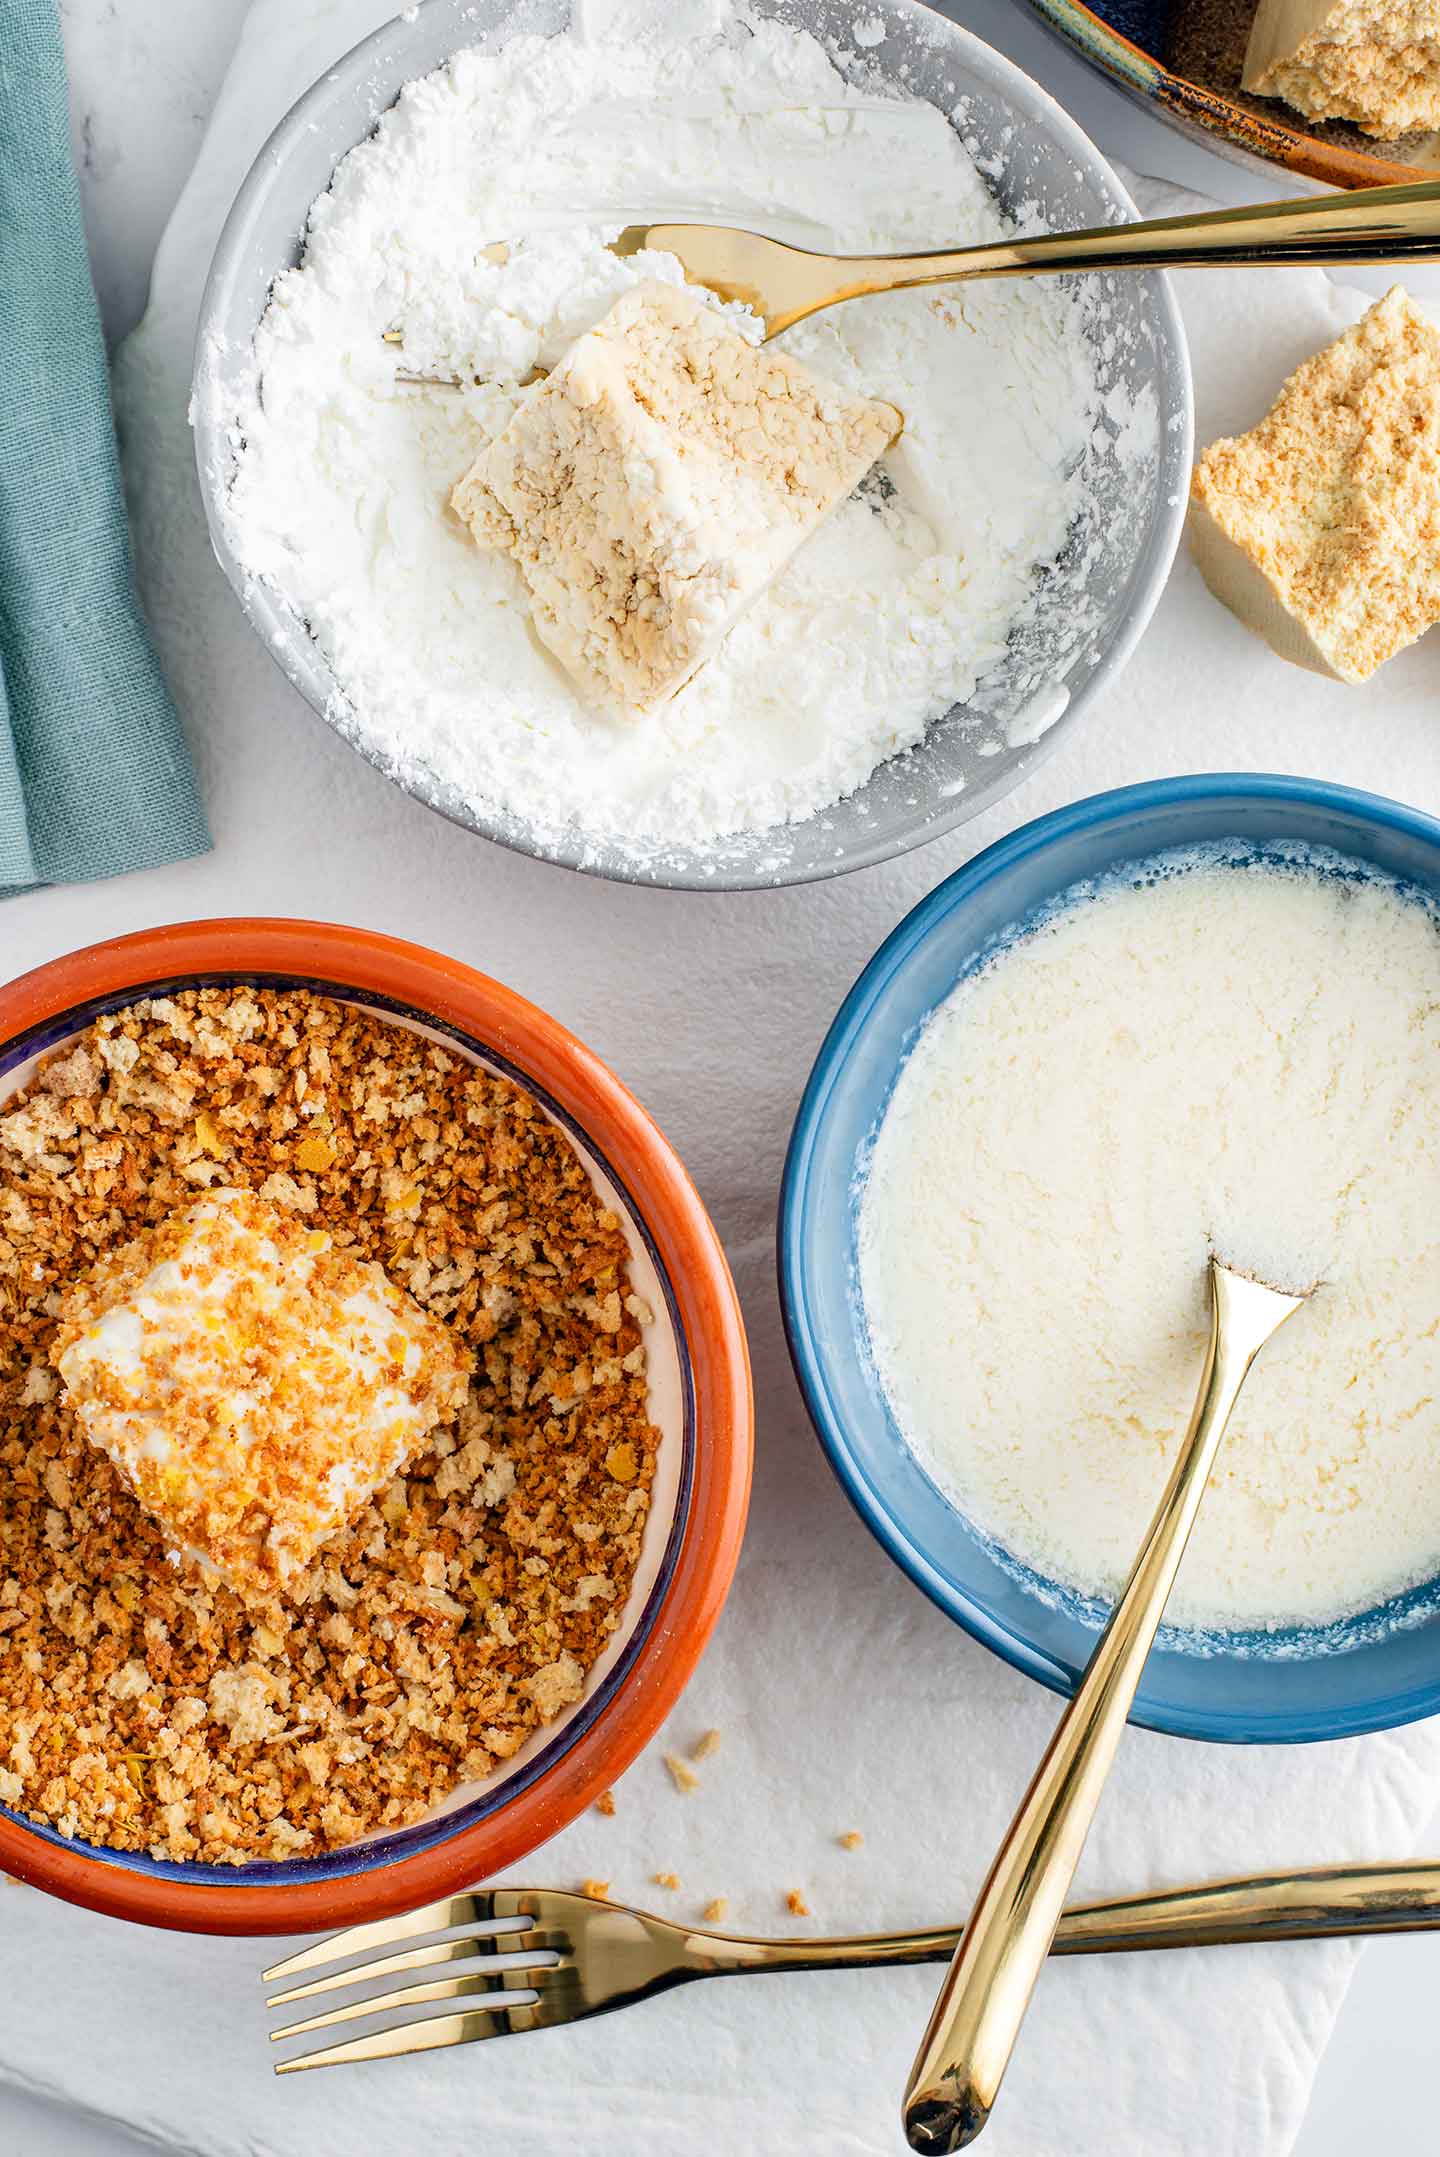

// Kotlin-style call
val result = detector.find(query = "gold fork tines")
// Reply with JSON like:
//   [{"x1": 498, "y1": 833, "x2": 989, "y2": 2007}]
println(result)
[
  {"x1": 264, "y1": 1865, "x2": 1440, "y2": 2075},
  {"x1": 264, "y1": 1887, "x2": 529, "y2": 1980},
  {"x1": 276, "y1": 1996, "x2": 547, "y2": 2073},
  {"x1": 268, "y1": 1929, "x2": 542, "y2": 2011}
]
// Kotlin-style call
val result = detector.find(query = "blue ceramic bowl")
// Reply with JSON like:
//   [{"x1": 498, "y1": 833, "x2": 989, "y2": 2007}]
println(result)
[{"x1": 780, "y1": 774, "x2": 1440, "y2": 1744}]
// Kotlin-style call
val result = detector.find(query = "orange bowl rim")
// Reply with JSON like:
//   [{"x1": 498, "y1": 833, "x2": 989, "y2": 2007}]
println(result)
[{"x1": 0, "y1": 918, "x2": 753, "y2": 1934}]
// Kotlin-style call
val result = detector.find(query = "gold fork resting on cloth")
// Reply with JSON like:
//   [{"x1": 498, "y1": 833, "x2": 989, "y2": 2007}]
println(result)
[{"x1": 265, "y1": 1862, "x2": 1440, "y2": 2073}]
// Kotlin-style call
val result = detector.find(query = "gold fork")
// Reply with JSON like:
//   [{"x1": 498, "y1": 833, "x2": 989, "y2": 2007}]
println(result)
[
  {"x1": 612, "y1": 179, "x2": 1440, "y2": 340},
  {"x1": 389, "y1": 180, "x2": 1440, "y2": 382},
  {"x1": 904, "y1": 1258, "x2": 1312, "y2": 2151},
  {"x1": 265, "y1": 1861, "x2": 1440, "y2": 2074}
]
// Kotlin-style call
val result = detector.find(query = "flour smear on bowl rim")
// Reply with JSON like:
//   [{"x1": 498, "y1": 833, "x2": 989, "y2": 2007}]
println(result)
[{"x1": 219, "y1": 0, "x2": 1156, "y2": 874}]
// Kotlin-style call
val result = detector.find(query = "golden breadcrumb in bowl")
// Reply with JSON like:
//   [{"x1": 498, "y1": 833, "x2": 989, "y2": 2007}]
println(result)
[{"x1": 0, "y1": 920, "x2": 751, "y2": 1935}]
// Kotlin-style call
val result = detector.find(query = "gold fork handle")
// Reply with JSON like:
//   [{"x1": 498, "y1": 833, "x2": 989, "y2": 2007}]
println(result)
[
  {"x1": 900, "y1": 1263, "x2": 1303, "y2": 2153},
  {"x1": 681, "y1": 1861, "x2": 1440, "y2": 1976},
  {"x1": 836, "y1": 178, "x2": 1440, "y2": 300},
  {"x1": 1055, "y1": 1864, "x2": 1440, "y2": 1953}
]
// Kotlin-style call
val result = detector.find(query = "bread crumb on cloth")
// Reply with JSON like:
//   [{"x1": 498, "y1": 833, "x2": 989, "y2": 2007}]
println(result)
[{"x1": 663, "y1": 1751, "x2": 700, "y2": 1794}]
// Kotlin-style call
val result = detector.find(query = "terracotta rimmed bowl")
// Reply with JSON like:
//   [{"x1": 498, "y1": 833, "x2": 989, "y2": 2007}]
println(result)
[{"x1": 0, "y1": 920, "x2": 752, "y2": 1934}]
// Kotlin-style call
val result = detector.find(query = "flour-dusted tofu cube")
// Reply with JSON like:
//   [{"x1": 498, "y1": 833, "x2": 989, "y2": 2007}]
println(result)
[
  {"x1": 1189, "y1": 287, "x2": 1440, "y2": 683},
  {"x1": 1243, "y1": 0, "x2": 1440, "y2": 138},
  {"x1": 53, "y1": 1187, "x2": 472, "y2": 1605},
  {"x1": 452, "y1": 280, "x2": 902, "y2": 715}
]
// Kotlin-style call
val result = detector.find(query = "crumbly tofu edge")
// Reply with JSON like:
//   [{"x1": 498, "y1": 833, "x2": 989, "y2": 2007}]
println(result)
[
  {"x1": 1188, "y1": 285, "x2": 1440, "y2": 682},
  {"x1": 1188, "y1": 492, "x2": 1358, "y2": 681},
  {"x1": 1242, "y1": 0, "x2": 1440, "y2": 135}
]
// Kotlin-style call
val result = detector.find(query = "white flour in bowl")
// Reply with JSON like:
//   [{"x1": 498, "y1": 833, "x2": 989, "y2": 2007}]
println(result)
[
  {"x1": 859, "y1": 852, "x2": 1440, "y2": 1633},
  {"x1": 222, "y1": 0, "x2": 1105, "y2": 866}
]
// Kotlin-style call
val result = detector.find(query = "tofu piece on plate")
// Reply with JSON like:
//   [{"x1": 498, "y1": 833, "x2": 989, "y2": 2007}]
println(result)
[
  {"x1": 1242, "y1": 0, "x2": 1440, "y2": 137},
  {"x1": 1189, "y1": 286, "x2": 1440, "y2": 682},
  {"x1": 452, "y1": 279, "x2": 902, "y2": 716},
  {"x1": 53, "y1": 1187, "x2": 471, "y2": 1604}
]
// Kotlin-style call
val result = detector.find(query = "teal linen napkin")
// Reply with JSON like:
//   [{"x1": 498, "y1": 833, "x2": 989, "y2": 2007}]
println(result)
[{"x1": 0, "y1": 0, "x2": 209, "y2": 896}]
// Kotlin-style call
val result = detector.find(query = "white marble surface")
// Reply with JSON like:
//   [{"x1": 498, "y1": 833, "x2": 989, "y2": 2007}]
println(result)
[{"x1": 9, "y1": 2, "x2": 1439, "y2": 2150}]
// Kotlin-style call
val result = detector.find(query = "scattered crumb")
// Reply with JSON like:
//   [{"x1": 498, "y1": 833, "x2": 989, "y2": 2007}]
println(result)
[
  {"x1": 786, "y1": 1890, "x2": 812, "y2": 1917},
  {"x1": 839, "y1": 1831, "x2": 864, "y2": 1851},
  {"x1": 652, "y1": 1870, "x2": 681, "y2": 1891},
  {"x1": 663, "y1": 1751, "x2": 700, "y2": 1794},
  {"x1": 580, "y1": 1878, "x2": 611, "y2": 1901},
  {"x1": 595, "y1": 1788, "x2": 617, "y2": 1817},
  {"x1": 689, "y1": 1728, "x2": 722, "y2": 1761},
  {"x1": 702, "y1": 1896, "x2": 729, "y2": 1923}
]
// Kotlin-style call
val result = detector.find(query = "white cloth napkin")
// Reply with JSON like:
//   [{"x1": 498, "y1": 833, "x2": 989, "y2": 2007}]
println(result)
[{"x1": 4, "y1": 3, "x2": 1440, "y2": 2151}]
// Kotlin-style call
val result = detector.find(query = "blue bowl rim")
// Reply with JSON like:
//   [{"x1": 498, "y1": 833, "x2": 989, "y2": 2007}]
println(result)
[
  {"x1": 779, "y1": 770, "x2": 1440, "y2": 1745},
  {"x1": 0, "y1": 969, "x2": 696, "y2": 1885}
]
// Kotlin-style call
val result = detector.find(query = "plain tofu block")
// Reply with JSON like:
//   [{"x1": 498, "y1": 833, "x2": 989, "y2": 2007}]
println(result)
[
  {"x1": 1189, "y1": 286, "x2": 1440, "y2": 683},
  {"x1": 1243, "y1": 0, "x2": 1440, "y2": 137},
  {"x1": 452, "y1": 279, "x2": 903, "y2": 716},
  {"x1": 53, "y1": 1187, "x2": 472, "y2": 1605}
]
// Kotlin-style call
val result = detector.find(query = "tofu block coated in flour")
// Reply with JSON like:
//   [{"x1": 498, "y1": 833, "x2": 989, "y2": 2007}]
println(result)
[{"x1": 451, "y1": 280, "x2": 903, "y2": 716}]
